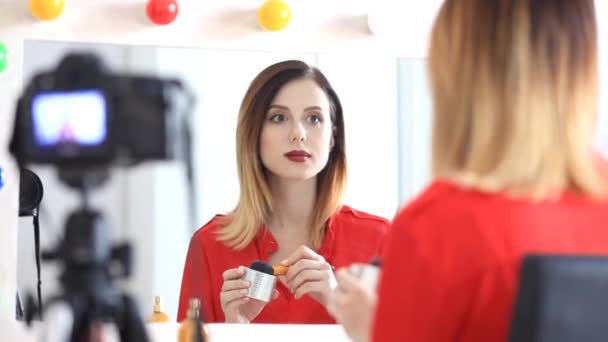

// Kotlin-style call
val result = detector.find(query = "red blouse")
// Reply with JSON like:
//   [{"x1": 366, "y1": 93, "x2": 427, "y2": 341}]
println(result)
[
  {"x1": 373, "y1": 180, "x2": 608, "y2": 341},
  {"x1": 178, "y1": 205, "x2": 389, "y2": 323}
]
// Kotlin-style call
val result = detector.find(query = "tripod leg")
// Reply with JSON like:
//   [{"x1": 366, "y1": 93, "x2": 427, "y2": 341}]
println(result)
[{"x1": 116, "y1": 295, "x2": 150, "y2": 342}]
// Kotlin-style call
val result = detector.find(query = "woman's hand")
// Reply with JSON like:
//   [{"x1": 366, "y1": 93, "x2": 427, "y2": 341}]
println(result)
[
  {"x1": 281, "y1": 245, "x2": 337, "y2": 306},
  {"x1": 220, "y1": 267, "x2": 278, "y2": 323},
  {"x1": 328, "y1": 268, "x2": 376, "y2": 342}
]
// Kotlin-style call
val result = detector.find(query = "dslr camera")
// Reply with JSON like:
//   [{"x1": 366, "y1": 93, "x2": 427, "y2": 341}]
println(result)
[{"x1": 11, "y1": 52, "x2": 190, "y2": 178}]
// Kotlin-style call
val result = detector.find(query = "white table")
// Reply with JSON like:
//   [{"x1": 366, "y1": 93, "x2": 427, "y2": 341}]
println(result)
[{"x1": 3, "y1": 319, "x2": 352, "y2": 341}]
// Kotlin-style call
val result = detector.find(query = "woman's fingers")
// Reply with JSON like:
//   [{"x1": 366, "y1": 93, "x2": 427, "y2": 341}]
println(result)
[
  {"x1": 221, "y1": 267, "x2": 250, "y2": 314},
  {"x1": 281, "y1": 245, "x2": 324, "y2": 266},
  {"x1": 220, "y1": 287, "x2": 250, "y2": 309},
  {"x1": 285, "y1": 259, "x2": 327, "y2": 282},
  {"x1": 284, "y1": 263, "x2": 337, "y2": 305},
  {"x1": 221, "y1": 279, "x2": 250, "y2": 292},
  {"x1": 223, "y1": 267, "x2": 246, "y2": 281},
  {"x1": 294, "y1": 280, "x2": 325, "y2": 300},
  {"x1": 287, "y1": 268, "x2": 327, "y2": 292}
]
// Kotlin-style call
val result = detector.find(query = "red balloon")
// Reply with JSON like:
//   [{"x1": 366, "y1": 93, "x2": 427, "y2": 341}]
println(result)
[{"x1": 146, "y1": 0, "x2": 179, "y2": 25}]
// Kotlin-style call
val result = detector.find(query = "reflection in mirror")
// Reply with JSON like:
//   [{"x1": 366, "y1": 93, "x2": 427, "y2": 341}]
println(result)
[{"x1": 17, "y1": 39, "x2": 432, "y2": 321}]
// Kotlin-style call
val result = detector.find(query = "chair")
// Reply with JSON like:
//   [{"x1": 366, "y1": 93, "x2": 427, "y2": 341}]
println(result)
[{"x1": 510, "y1": 255, "x2": 608, "y2": 342}]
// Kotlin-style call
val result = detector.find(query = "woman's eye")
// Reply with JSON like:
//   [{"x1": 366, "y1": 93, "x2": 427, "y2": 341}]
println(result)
[
  {"x1": 308, "y1": 115, "x2": 322, "y2": 124},
  {"x1": 269, "y1": 114, "x2": 286, "y2": 122}
]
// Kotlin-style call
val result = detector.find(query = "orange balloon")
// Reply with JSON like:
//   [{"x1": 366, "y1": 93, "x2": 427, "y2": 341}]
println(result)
[
  {"x1": 257, "y1": 0, "x2": 291, "y2": 31},
  {"x1": 30, "y1": 0, "x2": 65, "y2": 21}
]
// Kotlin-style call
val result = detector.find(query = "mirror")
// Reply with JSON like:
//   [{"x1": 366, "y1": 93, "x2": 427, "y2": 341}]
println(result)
[{"x1": 15, "y1": 39, "x2": 421, "y2": 321}]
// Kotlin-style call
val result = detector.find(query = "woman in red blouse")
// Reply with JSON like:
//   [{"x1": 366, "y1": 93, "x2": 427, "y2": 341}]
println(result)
[
  {"x1": 177, "y1": 60, "x2": 389, "y2": 323},
  {"x1": 329, "y1": 0, "x2": 608, "y2": 341}
]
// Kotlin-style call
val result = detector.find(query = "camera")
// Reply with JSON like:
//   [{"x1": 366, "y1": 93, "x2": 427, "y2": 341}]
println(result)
[
  {"x1": 10, "y1": 52, "x2": 195, "y2": 342},
  {"x1": 11, "y1": 52, "x2": 189, "y2": 172}
]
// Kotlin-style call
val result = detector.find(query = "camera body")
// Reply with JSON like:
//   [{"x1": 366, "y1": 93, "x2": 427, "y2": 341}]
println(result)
[{"x1": 11, "y1": 52, "x2": 185, "y2": 169}]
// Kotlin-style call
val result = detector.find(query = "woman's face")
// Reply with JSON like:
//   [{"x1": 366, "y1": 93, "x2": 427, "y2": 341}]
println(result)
[{"x1": 259, "y1": 78, "x2": 335, "y2": 182}]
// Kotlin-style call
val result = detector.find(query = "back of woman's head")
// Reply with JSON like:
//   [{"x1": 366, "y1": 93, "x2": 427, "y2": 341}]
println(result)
[{"x1": 429, "y1": 0, "x2": 606, "y2": 197}]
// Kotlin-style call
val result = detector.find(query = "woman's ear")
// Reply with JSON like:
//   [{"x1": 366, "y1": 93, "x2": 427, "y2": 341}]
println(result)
[{"x1": 330, "y1": 126, "x2": 336, "y2": 149}]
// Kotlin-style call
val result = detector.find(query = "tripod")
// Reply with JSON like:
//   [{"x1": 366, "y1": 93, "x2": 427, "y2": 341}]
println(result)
[{"x1": 26, "y1": 170, "x2": 149, "y2": 342}]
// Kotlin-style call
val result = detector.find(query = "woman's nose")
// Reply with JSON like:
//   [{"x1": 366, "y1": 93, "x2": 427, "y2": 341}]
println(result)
[{"x1": 289, "y1": 123, "x2": 307, "y2": 143}]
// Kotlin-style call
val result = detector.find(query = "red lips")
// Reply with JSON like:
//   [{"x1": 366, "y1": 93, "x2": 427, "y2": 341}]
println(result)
[{"x1": 284, "y1": 150, "x2": 311, "y2": 162}]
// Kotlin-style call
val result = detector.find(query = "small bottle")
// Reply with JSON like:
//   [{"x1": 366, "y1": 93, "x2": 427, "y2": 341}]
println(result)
[
  {"x1": 148, "y1": 296, "x2": 170, "y2": 323},
  {"x1": 178, "y1": 298, "x2": 208, "y2": 342}
]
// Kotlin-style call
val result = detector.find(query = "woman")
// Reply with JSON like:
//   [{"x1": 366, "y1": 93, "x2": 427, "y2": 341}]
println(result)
[
  {"x1": 177, "y1": 60, "x2": 389, "y2": 323},
  {"x1": 330, "y1": 0, "x2": 608, "y2": 341}
]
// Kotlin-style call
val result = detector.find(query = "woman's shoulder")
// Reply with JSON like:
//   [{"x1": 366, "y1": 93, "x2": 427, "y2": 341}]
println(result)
[
  {"x1": 387, "y1": 180, "x2": 470, "y2": 238},
  {"x1": 333, "y1": 205, "x2": 391, "y2": 232},
  {"x1": 400, "y1": 179, "x2": 492, "y2": 216},
  {"x1": 191, "y1": 214, "x2": 229, "y2": 245}
]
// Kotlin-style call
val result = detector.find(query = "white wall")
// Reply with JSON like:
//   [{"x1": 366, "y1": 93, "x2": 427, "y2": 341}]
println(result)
[
  {"x1": 397, "y1": 59, "x2": 432, "y2": 204},
  {"x1": 317, "y1": 54, "x2": 400, "y2": 216}
]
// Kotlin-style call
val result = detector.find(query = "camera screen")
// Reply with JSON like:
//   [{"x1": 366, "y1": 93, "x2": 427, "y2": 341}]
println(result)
[{"x1": 31, "y1": 90, "x2": 107, "y2": 147}]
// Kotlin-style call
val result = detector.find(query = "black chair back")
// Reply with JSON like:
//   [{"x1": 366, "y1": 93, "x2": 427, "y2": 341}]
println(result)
[{"x1": 510, "y1": 255, "x2": 608, "y2": 342}]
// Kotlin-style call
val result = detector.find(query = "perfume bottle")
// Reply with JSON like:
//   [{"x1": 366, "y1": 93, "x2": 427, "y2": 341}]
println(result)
[
  {"x1": 148, "y1": 296, "x2": 170, "y2": 323},
  {"x1": 178, "y1": 298, "x2": 208, "y2": 342}
]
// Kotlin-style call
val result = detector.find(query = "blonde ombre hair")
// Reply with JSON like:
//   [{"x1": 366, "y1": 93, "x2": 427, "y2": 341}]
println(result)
[
  {"x1": 429, "y1": 0, "x2": 607, "y2": 197},
  {"x1": 217, "y1": 60, "x2": 347, "y2": 250}
]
